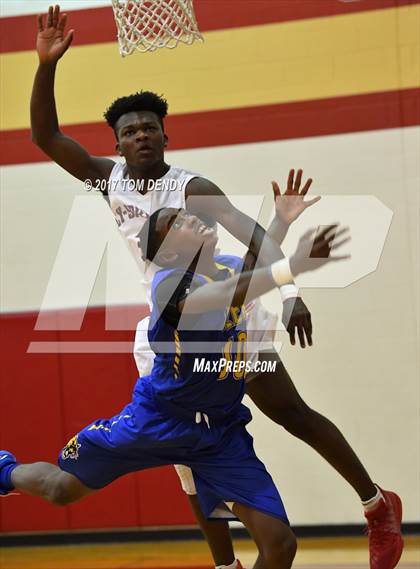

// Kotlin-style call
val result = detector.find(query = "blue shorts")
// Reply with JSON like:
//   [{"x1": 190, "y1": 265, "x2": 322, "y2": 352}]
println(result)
[{"x1": 58, "y1": 379, "x2": 289, "y2": 523}]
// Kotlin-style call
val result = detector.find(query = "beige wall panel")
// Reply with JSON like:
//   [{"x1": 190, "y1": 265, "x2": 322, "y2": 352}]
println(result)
[{"x1": 1, "y1": 127, "x2": 419, "y2": 524}]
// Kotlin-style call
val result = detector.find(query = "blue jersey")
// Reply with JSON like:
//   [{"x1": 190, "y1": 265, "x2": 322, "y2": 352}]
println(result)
[
  {"x1": 143, "y1": 255, "x2": 248, "y2": 419},
  {"x1": 58, "y1": 253, "x2": 289, "y2": 524}
]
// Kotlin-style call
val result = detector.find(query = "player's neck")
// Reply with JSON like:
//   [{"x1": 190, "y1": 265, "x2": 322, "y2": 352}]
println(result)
[
  {"x1": 176, "y1": 245, "x2": 219, "y2": 277},
  {"x1": 195, "y1": 252, "x2": 219, "y2": 278},
  {"x1": 126, "y1": 161, "x2": 170, "y2": 183}
]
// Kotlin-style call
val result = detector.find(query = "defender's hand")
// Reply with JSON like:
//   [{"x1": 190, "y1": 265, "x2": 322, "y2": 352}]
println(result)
[
  {"x1": 37, "y1": 5, "x2": 74, "y2": 64},
  {"x1": 282, "y1": 297, "x2": 313, "y2": 348},
  {"x1": 290, "y1": 225, "x2": 350, "y2": 276},
  {"x1": 284, "y1": 225, "x2": 350, "y2": 347},
  {"x1": 272, "y1": 169, "x2": 320, "y2": 226}
]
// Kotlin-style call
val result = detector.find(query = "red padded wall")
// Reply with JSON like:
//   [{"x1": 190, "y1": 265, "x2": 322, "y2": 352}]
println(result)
[{"x1": 0, "y1": 308, "x2": 196, "y2": 533}]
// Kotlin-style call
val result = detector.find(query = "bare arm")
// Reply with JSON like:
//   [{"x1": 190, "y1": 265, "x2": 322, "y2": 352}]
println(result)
[
  {"x1": 267, "y1": 170, "x2": 320, "y2": 245},
  {"x1": 179, "y1": 226, "x2": 349, "y2": 313},
  {"x1": 31, "y1": 6, "x2": 114, "y2": 185},
  {"x1": 185, "y1": 173, "x2": 321, "y2": 347},
  {"x1": 185, "y1": 177, "x2": 287, "y2": 267},
  {"x1": 180, "y1": 266, "x2": 278, "y2": 313},
  {"x1": 242, "y1": 170, "x2": 320, "y2": 271}
]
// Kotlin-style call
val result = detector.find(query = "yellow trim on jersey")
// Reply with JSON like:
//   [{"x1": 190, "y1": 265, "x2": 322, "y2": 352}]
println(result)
[
  {"x1": 215, "y1": 262, "x2": 235, "y2": 276},
  {"x1": 87, "y1": 414, "x2": 131, "y2": 432},
  {"x1": 174, "y1": 329, "x2": 181, "y2": 379},
  {"x1": 202, "y1": 260, "x2": 248, "y2": 330}
]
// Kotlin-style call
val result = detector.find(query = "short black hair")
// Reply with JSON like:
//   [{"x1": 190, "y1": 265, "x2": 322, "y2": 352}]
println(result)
[
  {"x1": 104, "y1": 91, "x2": 168, "y2": 132},
  {"x1": 137, "y1": 208, "x2": 164, "y2": 263}
]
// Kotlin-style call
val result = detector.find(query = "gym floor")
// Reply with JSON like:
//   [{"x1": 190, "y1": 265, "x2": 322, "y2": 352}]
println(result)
[{"x1": 1, "y1": 535, "x2": 419, "y2": 569}]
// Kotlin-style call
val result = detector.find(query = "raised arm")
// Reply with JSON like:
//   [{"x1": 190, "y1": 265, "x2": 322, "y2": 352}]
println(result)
[
  {"x1": 185, "y1": 175, "x2": 315, "y2": 347},
  {"x1": 31, "y1": 6, "x2": 114, "y2": 185},
  {"x1": 242, "y1": 169, "x2": 320, "y2": 270},
  {"x1": 267, "y1": 169, "x2": 320, "y2": 245},
  {"x1": 179, "y1": 226, "x2": 349, "y2": 313},
  {"x1": 186, "y1": 177, "x2": 288, "y2": 267}
]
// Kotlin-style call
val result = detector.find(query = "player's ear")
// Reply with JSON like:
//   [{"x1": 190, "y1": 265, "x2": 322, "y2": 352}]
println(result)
[
  {"x1": 116, "y1": 142, "x2": 123, "y2": 156},
  {"x1": 163, "y1": 134, "x2": 168, "y2": 147},
  {"x1": 156, "y1": 250, "x2": 178, "y2": 265}
]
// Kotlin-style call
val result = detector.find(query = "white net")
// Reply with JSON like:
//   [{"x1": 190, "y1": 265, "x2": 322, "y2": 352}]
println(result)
[{"x1": 111, "y1": 0, "x2": 203, "y2": 56}]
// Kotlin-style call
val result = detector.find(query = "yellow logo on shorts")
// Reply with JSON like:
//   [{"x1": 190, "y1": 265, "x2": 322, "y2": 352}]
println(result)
[{"x1": 62, "y1": 435, "x2": 81, "y2": 460}]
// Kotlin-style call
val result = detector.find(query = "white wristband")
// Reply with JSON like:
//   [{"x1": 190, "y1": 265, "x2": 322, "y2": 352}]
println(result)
[
  {"x1": 270, "y1": 258, "x2": 294, "y2": 287},
  {"x1": 280, "y1": 283, "x2": 300, "y2": 302}
]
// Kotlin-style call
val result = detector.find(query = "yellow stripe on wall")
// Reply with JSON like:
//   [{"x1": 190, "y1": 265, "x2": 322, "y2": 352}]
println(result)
[{"x1": 1, "y1": 5, "x2": 419, "y2": 131}]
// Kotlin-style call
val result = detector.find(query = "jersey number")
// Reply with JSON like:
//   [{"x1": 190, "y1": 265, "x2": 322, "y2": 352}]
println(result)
[{"x1": 218, "y1": 331, "x2": 247, "y2": 381}]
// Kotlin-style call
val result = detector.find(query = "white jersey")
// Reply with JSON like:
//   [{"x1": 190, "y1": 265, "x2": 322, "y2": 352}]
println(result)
[
  {"x1": 107, "y1": 161, "x2": 199, "y2": 306},
  {"x1": 107, "y1": 160, "x2": 277, "y2": 378}
]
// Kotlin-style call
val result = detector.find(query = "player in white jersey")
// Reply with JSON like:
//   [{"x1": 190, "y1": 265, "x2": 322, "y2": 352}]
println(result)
[
  {"x1": 107, "y1": 158, "x2": 277, "y2": 378},
  {"x1": 28, "y1": 7, "x2": 404, "y2": 569}
]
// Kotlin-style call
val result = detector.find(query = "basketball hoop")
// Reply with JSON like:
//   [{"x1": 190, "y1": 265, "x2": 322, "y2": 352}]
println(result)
[{"x1": 111, "y1": 0, "x2": 203, "y2": 57}]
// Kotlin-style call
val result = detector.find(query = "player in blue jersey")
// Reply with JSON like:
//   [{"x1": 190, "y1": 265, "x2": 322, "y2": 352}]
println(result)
[
  {"x1": 0, "y1": 199, "x2": 349, "y2": 568},
  {"x1": 27, "y1": 8, "x2": 405, "y2": 569}
]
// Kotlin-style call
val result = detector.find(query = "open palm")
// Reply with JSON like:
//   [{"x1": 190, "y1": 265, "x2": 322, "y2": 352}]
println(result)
[
  {"x1": 290, "y1": 225, "x2": 350, "y2": 275},
  {"x1": 37, "y1": 5, "x2": 74, "y2": 64},
  {"x1": 272, "y1": 169, "x2": 320, "y2": 225}
]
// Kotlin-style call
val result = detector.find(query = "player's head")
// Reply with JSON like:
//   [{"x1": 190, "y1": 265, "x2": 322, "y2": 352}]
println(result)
[
  {"x1": 137, "y1": 207, "x2": 217, "y2": 268},
  {"x1": 104, "y1": 91, "x2": 168, "y2": 167}
]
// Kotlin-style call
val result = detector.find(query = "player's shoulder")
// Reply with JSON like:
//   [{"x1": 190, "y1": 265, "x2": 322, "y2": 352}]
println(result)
[
  {"x1": 151, "y1": 267, "x2": 193, "y2": 295},
  {"x1": 184, "y1": 175, "x2": 222, "y2": 197},
  {"x1": 108, "y1": 161, "x2": 126, "y2": 180},
  {"x1": 152, "y1": 266, "x2": 179, "y2": 288},
  {"x1": 169, "y1": 164, "x2": 201, "y2": 179},
  {"x1": 214, "y1": 254, "x2": 244, "y2": 274}
]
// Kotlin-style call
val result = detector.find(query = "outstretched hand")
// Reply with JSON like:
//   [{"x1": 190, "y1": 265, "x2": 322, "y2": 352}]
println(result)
[
  {"x1": 37, "y1": 5, "x2": 74, "y2": 64},
  {"x1": 290, "y1": 225, "x2": 351, "y2": 276},
  {"x1": 282, "y1": 225, "x2": 350, "y2": 348},
  {"x1": 272, "y1": 169, "x2": 320, "y2": 226}
]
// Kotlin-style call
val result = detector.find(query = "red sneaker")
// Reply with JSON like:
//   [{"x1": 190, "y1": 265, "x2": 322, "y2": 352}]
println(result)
[{"x1": 365, "y1": 488, "x2": 404, "y2": 569}]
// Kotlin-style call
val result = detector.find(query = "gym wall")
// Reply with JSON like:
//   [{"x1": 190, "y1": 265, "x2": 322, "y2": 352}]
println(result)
[{"x1": 1, "y1": 0, "x2": 419, "y2": 533}]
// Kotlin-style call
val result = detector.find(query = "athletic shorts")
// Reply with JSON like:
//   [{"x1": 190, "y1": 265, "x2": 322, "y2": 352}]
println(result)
[{"x1": 58, "y1": 379, "x2": 288, "y2": 523}]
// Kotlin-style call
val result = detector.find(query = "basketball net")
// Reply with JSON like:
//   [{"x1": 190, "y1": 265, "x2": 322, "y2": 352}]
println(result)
[{"x1": 111, "y1": 0, "x2": 203, "y2": 56}]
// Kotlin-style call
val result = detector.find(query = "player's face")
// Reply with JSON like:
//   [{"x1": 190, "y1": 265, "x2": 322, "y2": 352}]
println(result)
[
  {"x1": 115, "y1": 111, "x2": 167, "y2": 167},
  {"x1": 155, "y1": 208, "x2": 218, "y2": 265}
]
